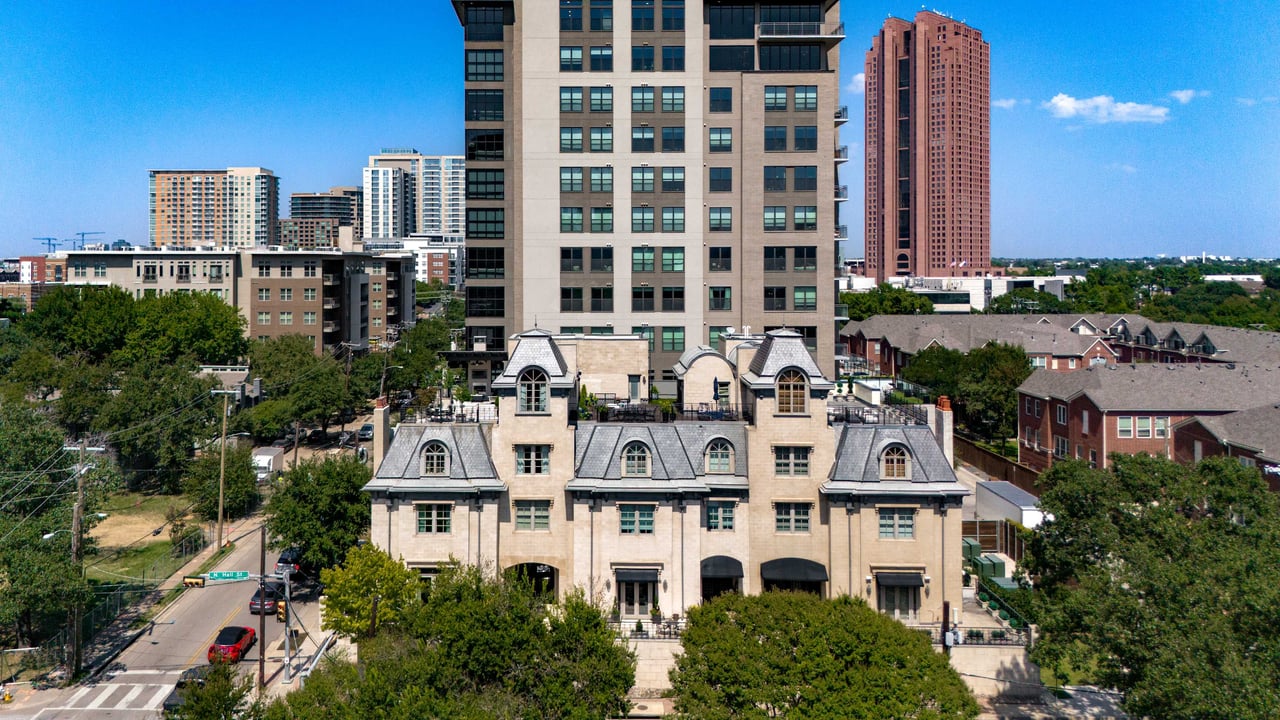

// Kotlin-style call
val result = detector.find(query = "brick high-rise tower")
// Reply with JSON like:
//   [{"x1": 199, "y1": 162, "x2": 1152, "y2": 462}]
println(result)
[{"x1": 865, "y1": 12, "x2": 989, "y2": 282}]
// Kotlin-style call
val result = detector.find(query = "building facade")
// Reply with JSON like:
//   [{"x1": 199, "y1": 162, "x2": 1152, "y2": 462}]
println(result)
[
  {"x1": 366, "y1": 329, "x2": 967, "y2": 626},
  {"x1": 149, "y1": 167, "x2": 279, "y2": 248},
  {"x1": 865, "y1": 12, "x2": 990, "y2": 281},
  {"x1": 277, "y1": 218, "x2": 344, "y2": 249},
  {"x1": 421, "y1": 156, "x2": 467, "y2": 238},
  {"x1": 364, "y1": 150, "x2": 465, "y2": 240},
  {"x1": 290, "y1": 186, "x2": 364, "y2": 240},
  {"x1": 455, "y1": 0, "x2": 844, "y2": 378}
]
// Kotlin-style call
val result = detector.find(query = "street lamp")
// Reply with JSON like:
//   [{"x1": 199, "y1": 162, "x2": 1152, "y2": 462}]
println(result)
[
  {"x1": 41, "y1": 515, "x2": 106, "y2": 541},
  {"x1": 379, "y1": 365, "x2": 404, "y2": 400}
]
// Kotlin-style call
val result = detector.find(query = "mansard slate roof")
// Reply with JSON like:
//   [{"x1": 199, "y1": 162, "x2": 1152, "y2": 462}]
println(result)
[
  {"x1": 1183, "y1": 403, "x2": 1280, "y2": 463},
  {"x1": 822, "y1": 425, "x2": 968, "y2": 498},
  {"x1": 741, "y1": 329, "x2": 835, "y2": 389},
  {"x1": 363, "y1": 424, "x2": 503, "y2": 495},
  {"x1": 567, "y1": 422, "x2": 750, "y2": 494},
  {"x1": 1018, "y1": 363, "x2": 1280, "y2": 412},
  {"x1": 491, "y1": 329, "x2": 575, "y2": 389}
]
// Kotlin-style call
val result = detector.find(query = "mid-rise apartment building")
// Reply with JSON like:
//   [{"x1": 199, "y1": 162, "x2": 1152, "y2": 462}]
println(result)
[
  {"x1": 865, "y1": 12, "x2": 990, "y2": 281},
  {"x1": 456, "y1": 0, "x2": 844, "y2": 379},
  {"x1": 149, "y1": 167, "x2": 280, "y2": 248},
  {"x1": 290, "y1": 186, "x2": 364, "y2": 240},
  {"x1": 364, "y1": 150, "x2": 466, "y2": 240}
]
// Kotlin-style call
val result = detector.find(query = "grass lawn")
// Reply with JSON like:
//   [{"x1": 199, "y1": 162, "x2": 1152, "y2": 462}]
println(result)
[
  {"x1": 100, "y1": 491, "x2": 185, "y2": 518},
  {"x1": 85, "y1": 539, "x2": 178, "y2": 584}
]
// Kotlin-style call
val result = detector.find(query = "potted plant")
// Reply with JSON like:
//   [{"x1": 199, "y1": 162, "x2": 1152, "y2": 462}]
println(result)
[
  {"x1": 632, "y1": 619, "x2": 646, "y2": 637},
  {"x1": 650, "y1": 604, "x2": 662, "y2": 622}
]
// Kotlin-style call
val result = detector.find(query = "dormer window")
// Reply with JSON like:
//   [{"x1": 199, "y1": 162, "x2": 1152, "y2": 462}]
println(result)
[
  {"x1": 881, "y1": 445, "x2": 910, "y2": 480},
  {"x1": 706, "y1": 440, "x2": 733, "y2": 474},
  {"x1": 623, "y1": 442, "x2": 651, "y2": 477},
  {"x1": 422, "y1": 442, "x2": 450, "y2": 476},
  {"x1": 518, "y1": 368, "x2": 549, "y2": 412},
  {"x1": 776, "y1": 369, "x2": 807, "y2": 414}
]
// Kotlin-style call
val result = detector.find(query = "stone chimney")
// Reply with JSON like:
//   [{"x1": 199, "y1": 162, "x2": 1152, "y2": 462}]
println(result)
[
  {"x1": 931, "y1": 396, "x2": 955, "y2": 466},
  {"x1": 372, "y1": 396, "x2": 392, "y2": 472}
]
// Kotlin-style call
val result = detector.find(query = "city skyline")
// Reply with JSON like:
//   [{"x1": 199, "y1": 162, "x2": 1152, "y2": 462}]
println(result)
[{"x1": 2, "y1": 1, "x2": 1277, "y2": 260}]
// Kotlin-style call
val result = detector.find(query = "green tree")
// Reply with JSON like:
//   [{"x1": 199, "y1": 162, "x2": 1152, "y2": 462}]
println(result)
[
  {"x1": 7, "y1": 346, "x2": 60, "y2": 401},
  {"x1": 986, "y1": 288, "x2": 1073, "y2": 314},
  {"x1": 319, "y1": 544, "x2": 421, "y2": 640},
  {"x1": 264, "y1": 456, "x2": 371, "y2": 572},
  {"x1": 65, "y1": 285, "x2": 135, "y2": 362},
  {"x1": 182, "y1": 445, "x2": 260, "y2": 522},
  {"x1": 1263, "y1": 266, "x2": 1280, "y2": 291},
  {"x1": 55, "y1": 357, "x2": 114, "y2": 438},
  {"x1": 19, "y1": 286, "x2": 82, "y2": 357},
  {"x1": 1026, "y1": 455, "x2": 1280, "y2": 719},
  {"x1": 899, "y1": 345, "x2": 965, "y2": 401},
  {"x1": 124, "y1": 291, "x2": 248, "y2": 366},
  {"x1": 670, "y1": 591, "x2": 978, "y2": 719},
  {"x1": 167, "y1": 661, "x2": 263, "y2": 720},
  {"x1": 248, "y1": 336, "x2": 345, "y2": 429},
  {"x1": 840, "y1": 284, "x2": 934, "y2": 321},
  {"x1": 957, "y1": 343, "x2": 1031, "y2": 442}
]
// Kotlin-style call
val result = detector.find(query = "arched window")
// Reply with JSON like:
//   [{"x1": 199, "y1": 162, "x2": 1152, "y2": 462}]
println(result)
[
  {"x1": 518, "y1": 368, "x2": 549, "y2": 412},
  {"x1": 706, "y1": 440, "x2": 733, "y2": 474},
  {"x1": 776, "y1": 369, "x2": 807, "y2": 414},
  {"x1": 881, "y1": 445, "x2": 909, "y2": 479},
  {"x1": 623, "y1": 442, "x2": 651, "y2": 477},
  {"x1": 422, "y1": 442, "x2": 449, "y2": 476}
]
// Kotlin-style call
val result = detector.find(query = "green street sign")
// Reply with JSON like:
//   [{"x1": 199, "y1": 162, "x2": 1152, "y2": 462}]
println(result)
[{"x1": 207, "y1": 571, "x2": 251, "y2": 581}]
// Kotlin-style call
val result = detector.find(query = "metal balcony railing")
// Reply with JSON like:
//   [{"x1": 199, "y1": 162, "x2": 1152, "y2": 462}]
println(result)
[
  {"x1": 834, "y1": 185, "x2": 849, "y2": 200},
  {"x1": 835, "y1": 105, "x2": 849, "y2": 124},
  {"x1": 835, "y1": 224, "x2": 848, "y2": 239},
  {"x1": 834, "y1": 145, "x2": 849, "y2": 161},
  {"x1": 758, "y1": 22, "x2": 845, "y2": 40}
]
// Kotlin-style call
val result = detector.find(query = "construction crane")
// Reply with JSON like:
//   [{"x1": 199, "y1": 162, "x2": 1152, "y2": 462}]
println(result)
[
  {"x1": 72, "y1": 231, "x2": 104, "y2": 250},
  {"x1": 34, "y1": 237, "x2": 60, "y2": 253}
]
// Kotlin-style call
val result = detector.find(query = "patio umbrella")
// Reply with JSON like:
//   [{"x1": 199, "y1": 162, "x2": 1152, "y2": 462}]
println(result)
[{"x1": 712, "y1": 377, "x2": 720, "y2": 403}]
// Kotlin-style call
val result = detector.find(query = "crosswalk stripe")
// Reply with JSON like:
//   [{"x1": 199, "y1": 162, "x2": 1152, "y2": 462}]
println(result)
[
  {"x1": 86, "y1": 684, "x2": 119, "y2": 709},
  {"x1": 66, "y1": 686, "x2": 93, "y2": 705},
  {"x1": 145, "y1": 685, "x2": 173, "y2": 710},
  {"x1": 115, "y1": 684, "x2": 145, "y2": 708}
]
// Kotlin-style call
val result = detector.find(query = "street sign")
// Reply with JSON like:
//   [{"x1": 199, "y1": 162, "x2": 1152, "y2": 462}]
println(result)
[{"x1": 207, "y1": 571, "x2": 251, "y2": 581}]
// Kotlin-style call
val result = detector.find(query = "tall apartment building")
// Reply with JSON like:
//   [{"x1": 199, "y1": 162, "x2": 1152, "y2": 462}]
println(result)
[
  {"x1": 363, "y1": 150, "x2": 466, "y2": 239},
  {"x1": 864, "y1": 12, "x2": 990, "y2": 282},
  {"x1": 149, "y1": 167, "x2": 279, "y2": 248},
  {"x1": 291, "y1": 186, "x2": 364, "y2": 239},
  {"x1": 455, "y1": 0, "x2": 845, "y2": 378}
]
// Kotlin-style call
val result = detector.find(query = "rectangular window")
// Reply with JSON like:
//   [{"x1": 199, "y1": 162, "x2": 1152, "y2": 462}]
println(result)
[
  {"x1": 709, "y1": 207, "x2": 732, "y2": 232},
  {"x1": 764, "y1": 166, "x2": 787, "y2": 192},
  {"x1": 709, "y1": 45, "x2": 754, "y2": 71},
  {"x1": 706, "y1": 501, "x2": 734, "y2": 530},
  {"x1": 660, "y1": 166, "x2": 685, "y2": 192},
  {"x1": 775, "y1": 503, "x2": 810, "y2": 533},
  {"x1": 466, "y1": 49, "x2": 504, "y2": 81},
  {"x1": 661, "y1": 286, "x2": 684, "y2": 311},
  {"x1": 561, "y1": 287, "x2": 584, "y2": 312},
  {"x1": 632, "y1": 0, "x2": 655, "y2": 30},
  {"x1": 515, "y1": 500, "x2": 551, "y2": 531},
  {"x1": 466, "y1": 247, "x2": 505, "y2": 279},
  {"x1": 632, "y1": 166, "x2": 654, "y2": 192},
  {"x1": 560, "y1": 86, "x2": 583, "y2": 112},
  {"x1": 794, "y1": 85, "x2": 817, "y2": 111},
  {"x1": 764, "y1": 286, "x2": 787, "y2": 311},
  {"x1": 589, "y1": 86, "x2": 613, "y2": 112},
  {"x1": 794, "y1": 125, "x2": 818, "y2": 151},
  {"x1": 632, "y1": 207, "x2": 655, "y2": 232},
  {"x1": 590, "y1": 126, "x2": 613, "y2": 152},
  {"x1": 774, "y1": 446, "x2": 810, "y2": 475},
  {"x1": 661, "y1": 207, "x2": 685, "y2": 232},
  {"x1": 709, "y1": 87, "x2": 732, "y2": 112},
  {"x1": 257, "y1": 262, "x2": 270, "y2": 277},
  {"x1": 258, "y1": 287, "x2": 271, "y2": 302},
  {"x1": 632, "y1": 286, "x2": 654, "y2": 311},
  {"x1": 561, "y1": 247, "x2": 583, "y2": 272},
  {"x1": 764, "y1": 246, "x2": 787, "y2": 272},
  {"x1": 709, "y1": 286, "x2": 731, "y2": 311},
  {"x1": 660, "y1": 247, "x2": 684, "y2": 271},
  {"x1": 709, "y1": 127, "x2": 732, "y2": 152},
  {"x1": 662, "y1": 46, "x2": 685, "y2": 71},
  {"x1": 633, "y1": 325, "x2": 655, "y2": 351},
  {"x1": 878, "y1": 508, "x2": 914, "y2": 539},
  {"x1": 764, "y1": 86, "x2": 788, "y2": 111},
  {"x1": 1118, "y1": 416, "x2": 1133, "y2": 438},
  {"x1": 589, "y1": 166, "x2": 613, "y2": 192},
  {"x1": 416, "y1": 504, "x2": 452, "y2": 534},
  {"x1": 590, "y1": 0, "x2": 612, "y2": 29},
  {"x1": 631, "y1": 86, "x2": 655, "y2": 113},
  {"x1": 632, "y1": 46, "x2": 655, "y2": 71},
  {"x1": 764, "y1": 206, "x2": 787, "y2": 231},
  {"x1": 279, "y1": 288, "x2": 293, "y2": 301},
  {"x1": 465, "y1": 89, "x2": 504, "y2": 121},
  {"x1": 620, "y1": 504, "x2": 655, "y2": 535},
  {"x1": 591, "y1": 287, "x2": 613, "y2": 312},
  {"x1": 708, "y1": 4, "x2": 754, "y2": 39},
  {"x1": 515, "y1": 445, "x2": 551, "y2": 475},
  {"x1": 590, "y1": 247, "x2": 613, "y2": 272},
  {"x1": 256, "y1": 311, "x2": 270, "y2": 325},
  {"x1": 561, "y1": 0, "x2": 583, "y2": 30},
  {"x1": 590, "y1": 207, "x2": 613, "y2": 232},
  {"x1": 561, "y1": 166, "x2": 583, "y2": 193},
  {"x1": 560, "y1": 127, "x2": 583, "y2": 152},
  {"x1": 467, "y1": 168, "x2": 505, "y2": 199},
  {"x1": 709, "y1": 247, "x2": 731, "y2": 271},
  {"x1": 465, "y1": 5, "x2": 506, "y2": 40},
  {"x1": 590, "y1": 46, "x2": 613, "y2": 71},
  {"x1": 709, "y1": 326, "x2": 729, "y2": 347},
  {"x1": 661, "y1": 126, "x2": 685, "y2": 152},
  {"x1": 793, "y1": 165, "x2": 818, "y2": 191},
  {"x1": 467, "y1": 287, "x2": 505, "y2": 317},
  {"x1": 1082, "y1": 410, "x2": 1090, "y2": 435},
  {"x1": 561, "y1": 207, "x2": 584, "y2": 232},
  {"x1": 632, "y1": 127, "x2": 655, "y2": 152},
  {"x1": 632, "y1": 247, "x2": 655, "y2": 272},
  {"x1": 1136, "y1": 416, "x2": 1152, "y2": 439},
  {"x1": 1056, "y1": 405, "x2": 1067, "y2": 425},
  {"x1": 793, "y1": 246, "x2": 817, "y2": 271},
  {"x1": 1054, "y1": 435, "x2": 1069, "y2": 458},
  {"x1": 303, "y1": 288, "x2": 316, "y2": 301},
  {"x1": 1155, "y1": 417, "x2": 1169, "y2": 438},
  {"x1": 709, "y1": 167, "x2": 732, "y2": 192},
  {"x1": 466, "y1": 208, "x2": 505, "y2": 238},
  {"x1": 662, "y1": 0, "x2": 684, "y2": 30},
  {"x1": 793, "y1": 286, "x2": 816, "y2": 311},
  {"x1": 560, "y1": 46, "x2": 583, "y2": 71},
  {"x1": 661, "y1": 86, "x2": 684, "y2": 112},
  {"x1": 793, "y1": 206, "x2": 817, "y2": 230},
  {"x1": 759, "y1": 43, "x2": 822, "y2": 72},
  {"x1": 764, "y1": 126, "x2": 787, "y2": 152},
  {"x1": 661, "y1": 326, "x2": 684, "y2": 352},
  {"x1": 303, "y1": 311, "x2": 316, "y2": 325}
]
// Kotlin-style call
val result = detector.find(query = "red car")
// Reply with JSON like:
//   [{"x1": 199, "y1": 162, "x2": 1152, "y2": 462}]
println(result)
[{"x1": 207, "y1": 626, "x2": 255, "y2": 663}]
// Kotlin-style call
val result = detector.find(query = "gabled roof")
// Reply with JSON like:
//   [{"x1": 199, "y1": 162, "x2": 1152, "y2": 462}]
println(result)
[
  {"x1": 1180, "y1": 403, "x2": 1280, "y2": 463},
  {"x1": 364, "y1": 424, "x2": 503, "y2": 495},
  {"x1": 1019, "y1": 363, "x2": 1280, "y2": 413},
  {"x1": 741, "y1": 329, "x2": 834, "y2": 389},
  {"x1": 568, "y1": 421, "x2": 750, "y2": 493},
  {"x1": 822, "y1": 425, "x2": 968, "y2": 498},
  {"x1": 491, "y1": 329, "x2": 576, "y2": 390},
  {"x1": 840, "y1": 314, "x2": 1122, "y2": 358}
]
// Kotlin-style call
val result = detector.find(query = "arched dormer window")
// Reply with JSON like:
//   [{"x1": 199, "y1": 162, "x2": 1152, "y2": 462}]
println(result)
[
  {"x1": 518, "y1": 368, "x2": 549, "y2": 412},
  {"x1": 881, "y1": 445, "x2": 910, "y2": 480},
  {"x1": 776, "y1": 369, "x2": 807, "y2": 414},
  {"x1": 706, "y1": 439, "x2": 733, "y2": 474},
  {"x1": 623, "y1": 442, "x2": 651, "y2": 477},
  {"x1": 422, "y1": 441, "x2": 450, "y2": 476}
]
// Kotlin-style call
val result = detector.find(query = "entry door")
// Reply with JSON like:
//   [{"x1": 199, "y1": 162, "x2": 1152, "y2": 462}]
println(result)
[
  {"x1": 629, "y1": 375, "x2": 641, "y2": 401},
  {"x1": 618, "y1": 581, "x2": 655, "y2": 617},
  {"x1": 877, "y1": 585, "x2": 919, "y2": 621}
]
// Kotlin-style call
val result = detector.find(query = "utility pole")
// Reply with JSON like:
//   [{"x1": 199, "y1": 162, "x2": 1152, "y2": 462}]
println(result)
[
  {"x1": 62, "y1": 441, "x2": 103, "y2": 686},
  {"x1": 211, "y1": 390, "x2": 238, "y2": 549},
  {"x1": 259, "y1": 525, "x2": 267, "y2": 690}
]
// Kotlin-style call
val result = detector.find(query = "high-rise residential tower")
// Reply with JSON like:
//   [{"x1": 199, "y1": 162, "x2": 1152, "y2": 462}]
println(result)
[
  {"x1": 291, "y1": 186, "x2": 364, "y2": 239},
  {"x1": 455, "y1": 0, "x2": 845, "y2": 378},
  {"x1": 864, "y1": 11, "x2": 989, "y2": 282},
  {"x1": 363, "y1": 150, "x2": 466, "y2": 239},
  {"x1": 149, "y1": 167, "x2": 279, "y2": 248}
]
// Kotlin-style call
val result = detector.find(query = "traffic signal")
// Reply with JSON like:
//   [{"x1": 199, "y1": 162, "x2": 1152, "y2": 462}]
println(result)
[{"x1": 182, "y1": 575, "x2": 206, "y2": 588}]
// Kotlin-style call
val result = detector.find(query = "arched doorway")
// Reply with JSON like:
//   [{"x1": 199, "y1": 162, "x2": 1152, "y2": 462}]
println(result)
[
  {"x1": 700, "y1": 555, "x2": 743, "y2": 601},
  {"x1": 507, "y1": 562, "x2": 558, "y2": 600},
  {"x1": 760, "y1": 557, "x2": 827, "y2": 595}
]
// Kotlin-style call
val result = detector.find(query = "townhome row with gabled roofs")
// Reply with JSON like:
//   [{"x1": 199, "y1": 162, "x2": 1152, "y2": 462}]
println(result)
[
  {"x1": 1173, "y1": 403, "x2": 1280, "y2": 491},
  {"x1": 364, "y1": 328, "x2": 968, "y2": 627},
  {"x1": 1016, "y1": 362, "x2": 1280, "y2": 472}
]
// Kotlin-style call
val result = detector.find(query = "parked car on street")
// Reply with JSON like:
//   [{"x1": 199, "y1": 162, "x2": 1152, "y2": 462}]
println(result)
[
  {"x1": 304, "y1": 429, "x2": 329, "y2": 446},
  {"x1": 273, "y1": 547, "x2": 305, "y2": 579},
  {"x1": 207, "y1": 626, "x2": 255, "y2": 663},
  {"x1": 358, "y1": 423, "x2": 374, "y2": 441},
  {"x1": 248, "y1": 581, "x2": 286, "y2": 614},
  {"x1": 162, "y1": 665, "x2": 214, "y2": 712}
]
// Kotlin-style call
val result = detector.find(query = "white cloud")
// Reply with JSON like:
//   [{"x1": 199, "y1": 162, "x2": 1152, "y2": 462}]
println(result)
[
  {"x1": 1169, "y1": 89, "x2": 1209, "y2": 104},
  {"x1": 846, "y1": 72, "x2": 865, "y2": 94},
  {"x1": 1237, "y1": 97, "x2": 1257, "y2": 106},
  {"x1": 991, "y1": 98, "x2": 1018, "y2": 109},
  {"x1": 1108, "y1": 162, "x2": 1137, "y2": 174},
  {"x1": 1043, "y1": 93, "x2": 1169, "y2": 124}
]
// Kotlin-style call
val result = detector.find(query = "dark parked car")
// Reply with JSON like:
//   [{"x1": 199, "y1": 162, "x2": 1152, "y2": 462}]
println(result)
[
  {"x1": 207, "y1": 626, "x2": 254, "y2": 663},
  {"x1": 273, "y1": 547, "x2": 304, "y2": 579},
  {"x1": 358, "y1": 423, "x2": 374, "y2": 441},
  {"x1": 304, "y1": 428, "x2": 329, "y2": 446},
  {"x1": 249, "y1": 581, "x2": 286, "y2": 614},
  {"x1": 162, "y1": 665, "x2": 214, "y2": 713}
]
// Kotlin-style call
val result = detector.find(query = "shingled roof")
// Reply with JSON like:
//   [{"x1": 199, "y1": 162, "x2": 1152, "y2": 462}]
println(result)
[
  {"x1": 1181, "y1": 403, "x2": 1280, "y2": 464},
  {"x1": 491, "y1": 329, "x2": 576, "y2": 390},
  {"x1": 1019, "y1": 363, "x2": 1280, "y2": 412},
  {"x1": 740, "y1": 329, "x2": 834, "y2": 390},
  {"x1": 567, "y1": 421, "x2": 750, "y2": 494},
  {"x1": 363, "y1": 424, "x2": 503, "y2": 495}
]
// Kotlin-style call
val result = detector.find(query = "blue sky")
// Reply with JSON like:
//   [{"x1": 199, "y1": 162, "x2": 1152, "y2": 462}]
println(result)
[{"x1": 1, "y1": 1, "x2": 1277, "y2": 260}]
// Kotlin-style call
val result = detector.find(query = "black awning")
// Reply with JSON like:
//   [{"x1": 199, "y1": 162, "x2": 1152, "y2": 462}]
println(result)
[
  {"x1": 615, "y1": 569, "x2": 659, "y2": 583},
  {"x1": 700, "y1": 555, "x2": 744, "y2": 579},
  {"x1": 760, "y1": 558, "x2": 828, "y2": 583},
  {"x1": 876, "y1": 572, "x2": 924, "y2": 587}
]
